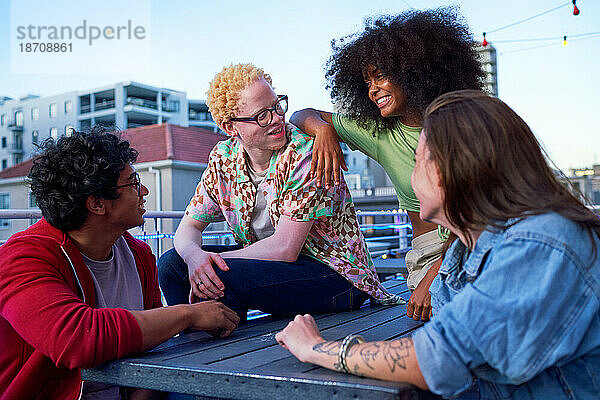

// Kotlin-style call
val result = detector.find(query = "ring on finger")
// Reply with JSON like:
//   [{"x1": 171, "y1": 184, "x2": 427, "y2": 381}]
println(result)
[{"x1": 197, "y1": 281, "x2": 203, "y2": 286}]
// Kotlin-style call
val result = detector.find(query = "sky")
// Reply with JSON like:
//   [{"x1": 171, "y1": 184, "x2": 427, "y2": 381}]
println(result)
[{"x1": 0, "y1": 0, "x2": 598, "y2": 172}]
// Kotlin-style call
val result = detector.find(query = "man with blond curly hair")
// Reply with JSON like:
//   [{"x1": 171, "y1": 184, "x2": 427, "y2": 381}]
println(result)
[{"x1": 158, "y1": 64, "x2": 401, "y2": 320}]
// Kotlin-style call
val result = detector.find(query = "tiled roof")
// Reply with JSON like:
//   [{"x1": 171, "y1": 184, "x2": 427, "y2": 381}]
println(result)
[
  {"x1": 0, "y1": 123, "x2": 228, "y2": 179},
  {"x1": 0, "y1": 158, "x2": 34, "y2": 179}
]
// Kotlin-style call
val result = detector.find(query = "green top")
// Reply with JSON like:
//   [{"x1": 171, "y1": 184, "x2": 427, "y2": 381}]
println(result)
[{"x1": 332, "y1": 113, "x2": 421, "y2": 212}]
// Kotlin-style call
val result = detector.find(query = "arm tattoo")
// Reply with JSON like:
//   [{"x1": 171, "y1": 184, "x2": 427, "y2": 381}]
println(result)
[
  {"x1": 350, "y1": 339, "x2": 413, "y2": 375},
  {"x1": 312, "y1": 341, "x2": 345, "y2": 372},
  {"x1": 312, "y1": 341, "x2": 340, "y2": 356}
]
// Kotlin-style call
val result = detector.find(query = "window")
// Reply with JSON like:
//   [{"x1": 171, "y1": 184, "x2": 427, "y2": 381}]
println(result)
[
  {"x1": 64, "y1": 100, "x2": 72, "y2": 114},
  {"x1": 14, "y1": 110, "x2": 23, "y2": 127},
  {"x1": 13, "y1": 154, "x2": 23, "y2": 165},
  {"x1": 0, "y1": 193, "x2": 9, "y2": 229},
  {"x1": 50, "y1": 127, "x2": 58, "y2": 139},
  {"x1": 0, "y1": 114, "x2": 5, "y2": 126},
  {"x1": 32, "y1": 130, "x2": 39, "y2": 144},
  {"x1": 1, "y1": 137, "x2": 6, "y2": 148},
  {"x1": 31, "y1": 107, "x2": 39, "y2": 121},
  {"x1": 49, "y1": 103, "x2": 57, "y2": 118},
  {"x1": 65, "y1": 125, "x2": 74, "y2": 136},
  {"x1": 1, "y1": 159, "x2": 6, "y2": 170},
  {"x1": 13, "y1": 132, "x2": 23, "y2": 150}
]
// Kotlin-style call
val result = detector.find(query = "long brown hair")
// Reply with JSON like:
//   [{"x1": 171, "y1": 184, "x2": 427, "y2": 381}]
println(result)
[{"x1": 423, "y1": 90, "x2": 600, "y2": 249}]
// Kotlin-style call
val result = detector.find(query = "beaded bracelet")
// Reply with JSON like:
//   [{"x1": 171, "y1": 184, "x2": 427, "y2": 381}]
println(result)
[{"x1": 337, "y1": 334, "x2": 366, "y2": 374}]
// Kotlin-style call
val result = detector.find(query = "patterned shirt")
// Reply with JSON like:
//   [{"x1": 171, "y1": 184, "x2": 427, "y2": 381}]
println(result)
[{"x1": 186, "y1": 124, "x2": 398, "y2": 302}]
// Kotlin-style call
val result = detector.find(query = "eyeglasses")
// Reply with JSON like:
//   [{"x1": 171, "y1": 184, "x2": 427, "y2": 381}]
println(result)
[
  {"x1": 230, "y1": 95, "x2": 288, "y2": 127},
  {"x1": 112, "y1": 172, "x2": 142, "y2": 197}
]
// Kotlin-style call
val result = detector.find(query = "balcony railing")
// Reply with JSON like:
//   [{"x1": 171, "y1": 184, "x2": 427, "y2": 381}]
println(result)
[
  {"x1": 80, "y1": 100, "x2": 115, "y2": 114},
  {"x1": 7, "y1": 122, "x2": 24, "y2": 131},
  {"x1": 95, "y1": 99, "x2": 115, "y2": 111},
  {"x1": 189, "y1": 111, "x2": 212, "y2": 121},
  {"x1": 161, "y1": 103, "x2": 179, "y2": 113},
  {"x1": 126, "y1": 97, "x2": 157, "y2": 110}
]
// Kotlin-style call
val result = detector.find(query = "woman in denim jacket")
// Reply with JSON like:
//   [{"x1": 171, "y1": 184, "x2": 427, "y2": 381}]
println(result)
[{"x1": 276, "y1": 90, "x2": 600, "y2": 399}]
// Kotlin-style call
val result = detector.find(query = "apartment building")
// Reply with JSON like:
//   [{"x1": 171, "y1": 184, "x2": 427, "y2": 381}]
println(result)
[{"x1": 0, "y1": 81, "x2": 218, "y2": 170}]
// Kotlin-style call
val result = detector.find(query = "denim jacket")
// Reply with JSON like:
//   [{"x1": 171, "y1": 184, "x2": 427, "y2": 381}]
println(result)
[{"x1": 412, "y1": 213, "x2": 600, "y2": 399}]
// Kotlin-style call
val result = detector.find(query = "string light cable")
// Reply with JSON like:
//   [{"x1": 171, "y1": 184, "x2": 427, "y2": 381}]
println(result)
[
  {"x1": 485, "y1": 1, "x2": 576, "y2": 36},
  {"x1": 498, "y1": 31, "x2": 600, "y2": 55},
  {"x1": 480, "y1": 0, "x2": 583, "y2": 48},
  {"x1": 492, "y1": 31, "x2": 600, "y2": 44}
]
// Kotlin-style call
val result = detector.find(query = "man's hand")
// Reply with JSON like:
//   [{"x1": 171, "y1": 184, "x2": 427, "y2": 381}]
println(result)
[
  {"x1": 187, "y1": 300, "x2": 240, "y2": 338},
  {"x1": 276, "y1": 314, "x2": 325, "y2": 363},
  {"x1": 187, "y1": 250, "x2": 229, "y2": 301},
  {"x1": 310, "y1": 126, "x2": 347, "y2": 189},
  {"x1": 406, "y1": 259, "x2": 441, "y2": 321}
]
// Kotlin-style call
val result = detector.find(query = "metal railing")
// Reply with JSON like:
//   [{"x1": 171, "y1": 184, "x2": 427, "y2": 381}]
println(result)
[
  {"x1": 95, "y1": 100, "x2": 115, "y2": 111},
  {"x1": 350, "y1": 187, "x2": 397, "y2": 198},
  {"x1": 0, "y1": 210, "x2": 411, "y2": 258},
  {"x1": 126, "y1": 97, "x2": 158, "y2": 110}
]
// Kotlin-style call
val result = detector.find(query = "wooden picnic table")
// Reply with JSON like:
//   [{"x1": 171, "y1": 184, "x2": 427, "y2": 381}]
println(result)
[{"x1": 82, "y1": 279, "x2": 440, "y2": 399}]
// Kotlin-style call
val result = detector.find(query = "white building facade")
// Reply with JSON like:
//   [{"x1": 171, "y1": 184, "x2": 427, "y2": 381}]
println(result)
[{"x1": 0, "y1": 81, "x2": 217, "y2": 170}]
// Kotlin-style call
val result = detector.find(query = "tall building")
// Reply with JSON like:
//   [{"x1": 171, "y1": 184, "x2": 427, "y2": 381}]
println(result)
[
  {"x1": 0, "y1": 81, "x2": 218, "y2": 170},
  {"x1": 566, "y1": 165, "x2": 600, "y2": 205},
  {"x1": 476, "y1": 43, "x2": 499, "y2": 97}
]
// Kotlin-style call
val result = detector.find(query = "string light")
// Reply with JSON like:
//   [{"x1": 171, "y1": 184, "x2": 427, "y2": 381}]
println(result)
[{"x1": 481, "y1": 1, "x2": 583, "y2": 51}]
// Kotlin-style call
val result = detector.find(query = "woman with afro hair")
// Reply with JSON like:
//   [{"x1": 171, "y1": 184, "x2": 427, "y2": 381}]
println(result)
[{"x1": 291, "y1": 7, "x2": 484, "y2": 322}]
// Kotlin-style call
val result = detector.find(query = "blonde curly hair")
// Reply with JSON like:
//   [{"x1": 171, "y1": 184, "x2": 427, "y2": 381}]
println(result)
[{"x1": 206, "y1": 63, "x2": 273, "y2": 127}]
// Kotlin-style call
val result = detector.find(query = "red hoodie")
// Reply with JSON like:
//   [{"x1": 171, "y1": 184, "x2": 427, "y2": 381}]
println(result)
[{"x1": 0, "y1": 219, "x2": 163, "y2": 399}]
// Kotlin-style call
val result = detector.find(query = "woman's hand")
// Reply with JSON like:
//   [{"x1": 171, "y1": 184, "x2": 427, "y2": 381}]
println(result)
[
  {"x1": 310, "y1": 125, "x2": 347, "y2": 189},
  {"x1": 406, "y1": 259, "x2": 441, "y2": 321},
  {"x1": 276, "y1": 314, "x2": 325, "y2": 363}
]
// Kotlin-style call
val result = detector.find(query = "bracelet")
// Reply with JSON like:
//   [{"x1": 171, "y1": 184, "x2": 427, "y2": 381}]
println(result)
[{"x1": 337, "y1": 334, "x2": 366, "y2": 374}]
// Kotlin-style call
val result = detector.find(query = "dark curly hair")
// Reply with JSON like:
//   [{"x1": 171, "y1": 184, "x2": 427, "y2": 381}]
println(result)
[
  {"x1": 326, "y1": 7, "x2": 485, "y2": 131},
  {"x1": 28, "y1": 126, "x2": 138, "y2": 232}
]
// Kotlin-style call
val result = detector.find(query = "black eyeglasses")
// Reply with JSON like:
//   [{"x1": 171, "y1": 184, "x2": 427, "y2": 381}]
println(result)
[
  {"x1": 230, "y1": 95, "x2": 288, "y2": 127},
  {"x1": 112, "y1": 172, "x2": 142, "y2": 197}
]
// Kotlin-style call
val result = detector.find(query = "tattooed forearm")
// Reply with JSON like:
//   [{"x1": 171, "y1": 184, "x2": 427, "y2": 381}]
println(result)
[
  {"x1": 312, "y1": 341, "x2": 340, "y2": 356},
  {"x1": 348, "y1": 339, "x2": 414, "y2": 375}
]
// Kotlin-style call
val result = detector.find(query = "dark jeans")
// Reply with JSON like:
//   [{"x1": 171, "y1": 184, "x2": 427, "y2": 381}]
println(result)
[{"x1": 158, "y1": 246, "x2": 369, "y2": 320}]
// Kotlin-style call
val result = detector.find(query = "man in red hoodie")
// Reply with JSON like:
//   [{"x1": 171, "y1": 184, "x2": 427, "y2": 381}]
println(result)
[{"x1": 0, "y1": 128, "x2": 239, "y2": 400}]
